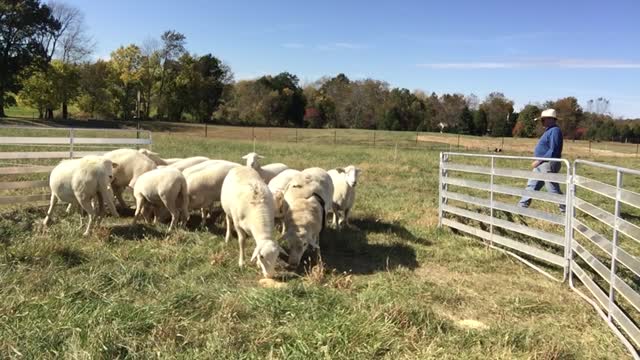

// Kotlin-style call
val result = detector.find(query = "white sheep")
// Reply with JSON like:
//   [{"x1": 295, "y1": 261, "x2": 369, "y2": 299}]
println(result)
[
  {"x1": 133, "y1": 167, "x2": 189, "y2": 231},
  {"x1": 221, "y1": 166, "x2": 286, "y2": 278},
  {"x1": 185, "y1": 162, "x2": 239, "y2": 222},
  {"x1": 268, "y1": 169, "x2": 301, "y2": 216},
  {"x1": 166, "y1": 156, "x2": 210, "y2": 171},
  {"x1": 328, "y1": 165, "x2": 361, "y2": 229},
  {"x1": 241, "y1": 152, "x2": 289, "y2": 183},
  {"x1": 43, "y1": 156, "x2": 119, "y2": 236},
  {"x1": 163, "y1": 158, "x2": 183, "y2": 165},
  {"x1": 102, "y1": 148, "x2": 157, "y2": 209},
  {"x1": 285, "y1": 167, "x2": 334, "y2": 217},
  {"x1": 183, "y1": 159, "x2": 239, "y2": 178},
  {"x1": 281, "y1": 196, "x2": 324, "y2": 267}
]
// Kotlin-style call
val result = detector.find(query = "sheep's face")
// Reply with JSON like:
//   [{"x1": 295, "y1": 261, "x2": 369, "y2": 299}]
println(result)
[
  {"x1": 105, "y1": 162, "x2": 117, "y2": 183},
  {"x1": 252, "y1": 241, "x2": 280, "y2": 278},
  {"x1": 345, "y1": 166, "x2": 361, "y2": 187},
  {"x1": 284, "y1": 230, "x2": 312, "y2": 267},
  {"x1": 242, "y1": 152, "x2": 264, "y2": 169}
]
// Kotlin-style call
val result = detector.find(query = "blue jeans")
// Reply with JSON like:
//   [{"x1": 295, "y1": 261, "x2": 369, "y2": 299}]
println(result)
[{"x1": 518, "y1": 162, "x2": 566, "y2": 213}]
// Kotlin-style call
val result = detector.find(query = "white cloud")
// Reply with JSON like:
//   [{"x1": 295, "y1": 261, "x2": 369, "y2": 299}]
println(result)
[
  {"x1": 417, "y1": 59, "x2": 640, "y2": 69},
  {"x1": 316, "y1": 42, "x2": 370, "y2": 51}
]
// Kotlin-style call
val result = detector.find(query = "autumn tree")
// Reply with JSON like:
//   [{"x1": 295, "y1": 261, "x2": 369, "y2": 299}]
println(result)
[
  {"x1": 545, "y1": 97, "x2": 583, "y2": 139},
  {"x1": 109, "y1": 44, "x2": 143, "y2": 119},
  {"x1": 480, "y1": 92, "x2": 514, "y2": 137},
  {"x1": 512, "y1": 104, "x2": 540, "y2": 137},
  {"x1": 76, "y1": 60, "x2": 113, "y2": 118}
]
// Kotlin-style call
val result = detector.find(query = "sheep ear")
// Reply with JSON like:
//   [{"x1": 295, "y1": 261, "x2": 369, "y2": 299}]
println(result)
[
  {"x1": 242, "y1": 154, "x2": 249, "y2": 160},
  {"x1": 335, "y1": 167, "x2": 345, "y2": 173},
  {"x1": 258, "y1": 155, "x2": 265, "y2": 159},
  {"x1": 111, "y1": 162, "x2": 119, "y2": 169}
]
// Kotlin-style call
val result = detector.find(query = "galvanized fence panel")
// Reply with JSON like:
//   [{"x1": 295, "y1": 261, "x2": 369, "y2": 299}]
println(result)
[
  {"x1": 0, "y1": 126, "x2": 152, "y2": 206},
  {"x1": 569, "y1": 160, "x2": 640, "y2": 358},
  {"x1": 438, "y1": 152, "x2": 572, "y2": 282}
]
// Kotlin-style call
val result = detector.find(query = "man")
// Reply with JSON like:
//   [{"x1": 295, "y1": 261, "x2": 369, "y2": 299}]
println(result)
[{"x1": 518, "y1": 108, "x2": 565, "y2": 213}]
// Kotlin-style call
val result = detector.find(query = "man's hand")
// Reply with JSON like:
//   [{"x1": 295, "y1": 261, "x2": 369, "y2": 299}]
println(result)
[{"x1": 531, "y1": 160, "x2": 541, "y2": 169}]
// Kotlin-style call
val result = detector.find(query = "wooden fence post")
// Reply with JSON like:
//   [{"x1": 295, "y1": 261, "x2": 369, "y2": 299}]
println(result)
[
  {"x1": 334, "y1": 129, "x2": 337, "y2": 144},
  {"x1": 205, "y1": 123, "x2": 208, "y2": 137},
  {"x1": 373, "y1": 130, "x2": 376, "y2": 147},
  {"x1": 295, "y1": 129, "x2": 298, "y2": 143}
]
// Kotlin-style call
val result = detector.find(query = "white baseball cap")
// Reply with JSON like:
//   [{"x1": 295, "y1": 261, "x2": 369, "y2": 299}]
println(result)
[{"x1": 536, "y1": 108, "x2": 557, "y2": 120}]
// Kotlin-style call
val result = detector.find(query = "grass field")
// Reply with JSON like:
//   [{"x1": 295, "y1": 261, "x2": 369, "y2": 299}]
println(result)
[{"x1": 0, "y1": 122, "x2": 638, "y2": 358}]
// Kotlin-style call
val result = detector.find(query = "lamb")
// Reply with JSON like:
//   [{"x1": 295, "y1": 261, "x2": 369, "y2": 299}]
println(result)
[
  {"x1": 43, "y1": 156, "x2": 119, "y2": 236},
  {"x1": 328, "y1": 165, "x2": 361, "y2": 229},
  {"x1": 221, "y1": 166, "x2": 286, "y2": 278},
  {"x1": 281, "y1": 196, "x2": 324, "y2": 267},
  {"x1": 133, "y1": 167, "x2": 189, "y2": 231},
  {"x1": 182, "y1": 159, "x2": 239, "y2": 178},
  {"x1": 166, "y1": 156, "x2": 210, "y2": 171},
  {"x1": 241, "y1": 152, "x2": 289, "y2": 183},
  {"x1": 102, "y1": 148, "x2": 157, "y2": 209},
  {"x1": 185, "y1": 162, "x2": 239, "y2": 222}
]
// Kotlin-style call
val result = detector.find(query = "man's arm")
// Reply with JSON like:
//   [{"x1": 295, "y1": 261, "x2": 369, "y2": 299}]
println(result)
[{"x1": 532, "y1": 128, "x2": 561, "y2": 168}]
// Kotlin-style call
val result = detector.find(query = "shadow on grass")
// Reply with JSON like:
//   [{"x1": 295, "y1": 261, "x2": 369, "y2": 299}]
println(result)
[
  {"x1": 295, "y1": 222, "x2": 421, "y2": 275},
  {"x1": 350, "y1": 216, "x2": 431, "y2": 245},
  {"x1": 109, "y1": 223, "x2": 165, "y2": 241},
  {"x1": 53, "y1": 247, "x2": 87, "y2": 267}
]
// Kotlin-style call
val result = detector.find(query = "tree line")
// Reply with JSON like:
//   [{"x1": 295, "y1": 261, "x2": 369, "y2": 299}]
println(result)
[{"x1": 2, "y1": 0, "x2": 639, "y2": 143}]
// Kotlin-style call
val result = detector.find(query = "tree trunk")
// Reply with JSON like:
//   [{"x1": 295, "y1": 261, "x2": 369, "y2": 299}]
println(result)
[
  {"x1": 62, "y1": 101, "x2": 68, "y2": 119},
  {"x1": 46, "y1": 108, "x2": 54, "y2": 119},
  {"x1": 0, "y1": 94, "x2": 5, "y2": 118}
]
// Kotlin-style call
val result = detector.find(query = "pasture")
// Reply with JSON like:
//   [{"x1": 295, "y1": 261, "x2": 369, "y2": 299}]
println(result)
[{"x1": 0, "y1": 126, "x2": 638, "y2": 358}]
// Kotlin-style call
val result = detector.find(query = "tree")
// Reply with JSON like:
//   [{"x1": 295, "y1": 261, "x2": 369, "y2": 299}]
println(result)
[
  {"x1": 0, "y1": 0, "x2": 60, "y2": 117},
  {"x1": 479, "y1": 92, "x2": 514, "y2": 137},
  {"x1": 318, "y1": 74, "x2": 351, "y2": 128},
  {"x1": 256, "y1": 72, "x2": 306, "y2": 126},
  {"x1": 513, "y1": 104, "x2": 540, "y2": 137},
  {"x1": 139, "y1": 38, "x2": 162, "y2": 119},
  {"x1": 157, "y1": 30, "x2": 186, "y2": 118},
  {"x1": 109, "y1": 44, "x2": 143, "y2": 119},
  {"x1": 459, "y1": 106, "x2": 474, "y2": 134},
  {"x1": 76, "y1": 60, "x2": 114, "y2": 118},
  {"x1": 17, "y1": 66, "x2": 56, "y2": 118},
  {"x1": 472, "y1": 108, "x2": 488, "y2": 135}
]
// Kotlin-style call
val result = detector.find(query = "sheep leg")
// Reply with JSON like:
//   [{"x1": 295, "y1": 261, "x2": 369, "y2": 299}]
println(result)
[
  {"x1": 113, "y1": 186, "x2": 128, "y2": 209},
  {"x1": 65, "y1": 203, "x2": 73, "y2": 214},
  {"x1": 162, "y1": 195, "x2": 179, "y2": 231},
  {"x1": 236, "y1": 227, "x2": 246, "y2": 267},
  {"x1": 332, "y1": 211, "x2": 339, "y2": 230},
  {"x1": 280, "y1": 219, "x2": 287, "y2": 235},
  {"x1": 133, "y1": 195, "x2": 145, "y2": 225},
  {"x1": 200, "y1": 208, "x2": 206, "y2": 226},
  {"x1": 78, "y1": 196, "x2": 96, "y2": 236},
  {"x1": 343, "y1": 208, "x2": 351, "y2": 227},
  {"x1": 43, "y1": 194, "x2": 58, "y2": 226},
  {"x1": 224, "y1": 214, "x2": 233, "y2": 243}
]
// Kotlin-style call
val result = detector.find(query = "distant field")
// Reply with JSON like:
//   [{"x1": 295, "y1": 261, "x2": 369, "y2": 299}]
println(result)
[{"x1": 0, "y1": 124, "x2": 636, "y2": 358}]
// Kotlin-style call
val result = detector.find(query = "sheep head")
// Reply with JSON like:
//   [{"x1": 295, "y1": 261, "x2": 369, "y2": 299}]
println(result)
[
  {"x1": 344, "y1": 165, "x2": 361, "y2": 187},
  {"x1": 251, "y1": 240, "x2": 285, "y2": 278},
  {"x1": 241, "y1": 152, "x2": 264, "y2": 169}
]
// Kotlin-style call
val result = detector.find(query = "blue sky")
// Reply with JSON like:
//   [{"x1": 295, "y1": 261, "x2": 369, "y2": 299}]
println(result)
[{"x1": 67, "y1": 0, "x2": 640, "y2": 118}]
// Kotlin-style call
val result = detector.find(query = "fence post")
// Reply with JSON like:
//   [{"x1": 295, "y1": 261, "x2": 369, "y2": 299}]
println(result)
[
  {"x1": 69, "y1": 128, "x2": 75, "y2": 158},
  {"x1": 373, "y1": 130, "x2": 376, "y2": 147},
  {"x1": 416, "y1": 131, "x2": 419, "y2": 146},
  {"x1": 457, "y1": 133, "x2": 460, "y2": 149},
  {"x1": 295, "y1": 129, "x2": 298, "y2": 143},
  {"x1": 636, "y1": 142, "x2": 638, "y2": 158},
  {"x1": 205, "y1": 123, "x2": 208, "y2": 138},
  {"x1": 136, "y1": 121, "x2": 140, "y2": 149},
  {"x1": 252, "y1": 127, "x2": 255, "y2": 142},
  {"x1": 334, "y1": 129, "x2": 337, "y2": 144}
]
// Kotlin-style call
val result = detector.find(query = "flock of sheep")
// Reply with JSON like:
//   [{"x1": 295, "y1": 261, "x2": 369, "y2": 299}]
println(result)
[{"x1": 42, "y1": 148, "x2": 361, "y2": 278}]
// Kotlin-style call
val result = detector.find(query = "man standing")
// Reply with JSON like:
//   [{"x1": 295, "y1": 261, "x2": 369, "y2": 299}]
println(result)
[{"x1": 518, "y1": 109, "x2": 565, "y2": 213}]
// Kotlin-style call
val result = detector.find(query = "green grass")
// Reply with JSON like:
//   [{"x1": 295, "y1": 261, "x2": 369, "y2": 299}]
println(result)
[{"x1": 0, "y1": 132, "x2": 635, "y2": 358}]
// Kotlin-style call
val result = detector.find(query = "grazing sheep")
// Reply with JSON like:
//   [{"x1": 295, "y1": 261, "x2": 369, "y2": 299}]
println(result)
[
  {"x1": 328, "y1": 165, "x2": 361, "y2": 229},
  {"x1": 133, "y1": 167, "x2": 189, "y2": 231},
  {"x1": 281, "y1": 196, "x2": 324, "y2": 267},
  {"x1": 268, "y1": 169, "x2": 301, "y2": 216},
  {"x1": 241, "y1": 152, "x2": 288, "y2": 183},
  {"x1": 221, "y1": 166, "x2": 286, "y2": 278},
  {"x1": 166, "y1": 156, "x2": 210, "y2": 171},
  {"x1": 182, "y1": 159, "x2": 239, "y2": 178},
  {"x1": 43, "y1": 156, "x2": 119, "y2": 236},
  {"x1": 185, "y1": 162, "x2": 239, "y2": 222},
  {"x1": 281, "y1": 168, "x2": 333, "y2": 267},
  {"x1": 103, "y1": 148, "x2": 157, "y2": 209}
]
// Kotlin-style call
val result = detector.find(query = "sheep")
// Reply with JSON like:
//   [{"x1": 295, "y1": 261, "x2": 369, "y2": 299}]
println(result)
[
  {"x1": 133, "y1": 167, "x2": 189, "y2": 231},
  {"x1": 102, "y1": 148, "x2": 157, "y2": 209},
  {"x1": 241, "y1": 152, "x2": 289, "y2": 183},
  {"x1": 328, "y1": 165, "x2": 361, "y2": 230},
  {"x1": 182, "y1": 159, "x2": 239, "y2": 178},
  {"x1": 185, "y1": 162, "x2": 239, "y2": 222},
  {"x1": 281, "y1": 168, "x2": 333, "y2": 267},
  {"x1": 166, "y1": 156, "x2": 210, "y2": 171},
  {"x1": 281, "y1": 196, "x2": 324, "y2": 267},
  {"x1": 43, "y1": 156, "x2": 119, "y2": 236},
  {"x1": 163, "y1": 158, "x2": 183, "y2": 165},
  {"x1": 221, "y1": 166, "x2": 286, "y2": 278}
]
